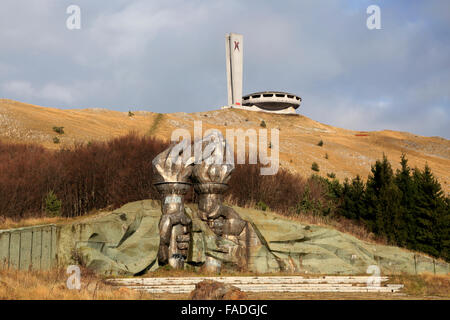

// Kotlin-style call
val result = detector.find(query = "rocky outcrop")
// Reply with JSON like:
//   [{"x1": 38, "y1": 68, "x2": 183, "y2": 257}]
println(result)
[{"x1": 188, "y1": 280, "x2": 247, "y2": 300}]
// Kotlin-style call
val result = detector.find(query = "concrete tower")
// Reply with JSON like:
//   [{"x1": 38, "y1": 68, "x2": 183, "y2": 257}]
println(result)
[
  {"x1": 225, "y1": 33, "x2": 243, "y2": 106},
  {"x1": 223, "y1": 33, "x2": 301, "y2": 114}
]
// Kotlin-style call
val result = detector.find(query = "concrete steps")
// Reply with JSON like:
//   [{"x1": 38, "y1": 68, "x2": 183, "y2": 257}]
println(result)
[{"x1": 107, "y1": 276, "x2": 404, "y2": 294}]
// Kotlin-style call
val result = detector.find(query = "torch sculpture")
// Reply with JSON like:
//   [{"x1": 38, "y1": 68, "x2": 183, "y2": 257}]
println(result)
[
  {"x1": 152, "y1": 140, "x2": 194, "y2": 269},
  {"x1": 192, "y1": 132, "x2": 262, "y2": 271}
]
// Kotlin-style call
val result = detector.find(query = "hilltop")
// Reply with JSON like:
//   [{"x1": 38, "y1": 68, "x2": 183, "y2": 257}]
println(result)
[{"x1": 0, "y1": 98, "x2": 449, "y2": 193}]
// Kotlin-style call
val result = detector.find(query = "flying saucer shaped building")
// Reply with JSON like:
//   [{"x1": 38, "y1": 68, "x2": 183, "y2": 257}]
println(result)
[
  {"x1": 223, "y1": 33, "x2": 301, "y2": 114},
  {"x1": 242, "y1": 91, "x2": 301, "y2": 112}
]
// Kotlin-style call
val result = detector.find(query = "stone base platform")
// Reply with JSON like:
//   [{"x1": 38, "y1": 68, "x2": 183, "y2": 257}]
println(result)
[{"x1": 107, "y1": 276, "x2": 404, "y2": 294}]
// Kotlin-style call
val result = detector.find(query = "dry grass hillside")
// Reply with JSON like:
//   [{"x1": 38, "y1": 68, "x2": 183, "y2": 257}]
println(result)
[{"x1": 1, "y1": 98, "x2": 449, "y2": 193}]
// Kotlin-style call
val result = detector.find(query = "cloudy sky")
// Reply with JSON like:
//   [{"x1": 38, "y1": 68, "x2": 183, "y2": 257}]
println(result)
[{"x1": 0, "y1": 0, "x2": 449, "y2": 138}]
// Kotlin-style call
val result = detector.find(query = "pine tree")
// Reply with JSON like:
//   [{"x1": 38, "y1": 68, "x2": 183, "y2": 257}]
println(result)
[
  {"x1": 44, "y1": 191, "x2": 62, "y2": 217},
  {"x1": 393, "y1": 154, "x2": 416, "y2": 246},
  {"x1": 338, "y1": 176, "x2": 365, "y2": 220},
  {"x1": 441, "y1": 196, "x2": 450, "y2": 261},
  {"x1": 363, "y1": 155, "x2": 402, "y2": 242},
  {"x1": 329, "y1": 153, "x2": 449, "y2": 261},
  {"x1": 412, "y1": 164, "x2": 447, "y2": 258}
]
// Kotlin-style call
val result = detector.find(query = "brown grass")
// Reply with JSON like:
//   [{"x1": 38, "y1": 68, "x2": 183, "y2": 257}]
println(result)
[
  {"x1": 0, "y1": 267, "x2": 155, "y2": 300},
  {"x1": 390, "y1": 273, "x2": 450, "y2": 298},
  {"x1": 0, "y1": 209, "x2": 107, "y2": 230},
  {"x1": 1, "y1": 267, "x2": 448, "y2": 300}
]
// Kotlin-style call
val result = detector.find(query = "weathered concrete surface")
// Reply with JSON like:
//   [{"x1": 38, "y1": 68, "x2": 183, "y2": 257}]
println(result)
[
  {"x1": 56, "y1": 200, "x2": 448, "y2": 276},
  {"x1": 108, "y1": 276, "x2": 404, "y2": 294},
  {"x1": 236, "y1": 206, "x2": 449, "y2": 275},
  {"x1": 221, "y1": 104, "x2": 298, "y2": 115},
  {"x1": 0, "y1": 224, "x2": 58, "y2": 270},
  {"x1": 57, "y1": 200, "x2": 161, "y2": 276},
  {"x1": 225, "y1": 33, "x2": 243, "y2": 106}
]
